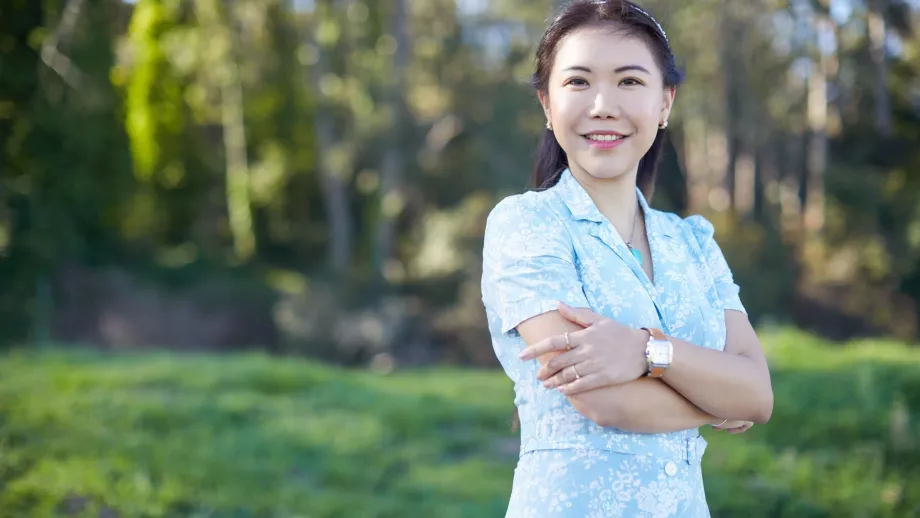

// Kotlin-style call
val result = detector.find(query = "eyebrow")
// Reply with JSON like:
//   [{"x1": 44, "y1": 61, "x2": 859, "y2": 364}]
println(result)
[{"x1": 562, "y1": 65, "x2": 652, "y2": 75}]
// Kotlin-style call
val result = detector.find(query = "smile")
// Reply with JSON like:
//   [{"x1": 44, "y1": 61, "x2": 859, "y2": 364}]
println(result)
[
  {"x1": 584, "y1": 134, "x2": 626, "y2": 142},
  {"x1": 583, "y1": 133, "x2": 629, "y2": 149}
]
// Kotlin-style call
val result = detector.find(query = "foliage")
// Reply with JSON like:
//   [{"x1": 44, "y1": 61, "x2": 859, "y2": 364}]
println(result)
[
  {"x1": 2, "y1": 0, "x2": 920, "y2": 351},
  {"x1": 1, "y1": 329, "x2": 919, "y2": 517}
]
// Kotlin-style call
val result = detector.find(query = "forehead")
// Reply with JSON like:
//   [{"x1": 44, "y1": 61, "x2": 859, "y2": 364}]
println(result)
[{"x1": 553, "y1": 26, "x2": 658, "y2": 74}]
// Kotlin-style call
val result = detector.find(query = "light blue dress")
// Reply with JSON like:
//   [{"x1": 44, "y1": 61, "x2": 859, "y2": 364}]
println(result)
[{"x1": 480, "y1": 169, "x2": 747, "y2": 517}]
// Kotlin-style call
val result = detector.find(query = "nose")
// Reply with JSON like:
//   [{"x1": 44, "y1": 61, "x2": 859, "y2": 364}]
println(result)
[{"x1": 589, "y1": 88, "x2": 623, "y2": 119}]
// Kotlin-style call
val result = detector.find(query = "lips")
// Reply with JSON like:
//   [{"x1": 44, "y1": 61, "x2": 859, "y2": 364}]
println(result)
[
  {"x1": 583, "y1": 133, "x2": 627, "y2": 142},
  {"x1": 582, "y1": 132, "x2": 629, "y2": 149}
]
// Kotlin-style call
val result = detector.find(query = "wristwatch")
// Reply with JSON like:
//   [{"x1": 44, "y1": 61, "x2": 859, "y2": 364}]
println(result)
[{"x1": 642, "y1": 327, "x2": 673, "y2": 378}]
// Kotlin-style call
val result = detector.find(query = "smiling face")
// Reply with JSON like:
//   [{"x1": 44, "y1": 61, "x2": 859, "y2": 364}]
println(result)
[{"x1": 538, "y1": 25, "x2": 675, "y2": 183}]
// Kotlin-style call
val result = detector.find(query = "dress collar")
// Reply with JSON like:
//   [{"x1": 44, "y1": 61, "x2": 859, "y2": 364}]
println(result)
[{"x1": 555, "y1": 168, "x2": 666, "y2": 237}]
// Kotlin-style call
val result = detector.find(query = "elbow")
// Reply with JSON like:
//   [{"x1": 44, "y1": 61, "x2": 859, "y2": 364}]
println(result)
[
  {"x1": 579, "y1": 403, "x2": 623, "y2": 429},
  {"x1": 594, "y1": 407, "x2": 638, "y2": 430},
  {"x1": 750, "y1": 390, "x2": 774, "y2": 424},
  {"x1": 592, "y1": 411, "x2": 619, "y2": 429},
  {"x1": 585, "y1": 407, "x2": 615, "y2": 428}
]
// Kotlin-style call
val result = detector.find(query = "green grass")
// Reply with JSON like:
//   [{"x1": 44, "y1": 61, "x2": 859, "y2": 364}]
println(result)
[{"x1": 1, "y1": 328, "x2": 919, "y2": 517}]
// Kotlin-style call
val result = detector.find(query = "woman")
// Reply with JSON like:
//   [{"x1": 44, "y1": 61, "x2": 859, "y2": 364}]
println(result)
[{"x1": 480, "y1": 1, "x2": 774, "y2": 516}]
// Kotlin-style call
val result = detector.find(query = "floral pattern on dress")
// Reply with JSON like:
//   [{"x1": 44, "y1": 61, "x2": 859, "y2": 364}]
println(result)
[{"x1": 481, "y1": 169, "x2": 746, "y2": 517}]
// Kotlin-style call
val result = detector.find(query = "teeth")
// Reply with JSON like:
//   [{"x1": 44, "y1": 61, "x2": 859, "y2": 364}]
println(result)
[{"x1": 586, "y1": 134, "x2": 624, "y2": 141}]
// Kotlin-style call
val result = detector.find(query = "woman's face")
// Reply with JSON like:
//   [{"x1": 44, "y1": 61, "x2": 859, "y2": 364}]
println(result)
[{"x1": 539, "y1": 25, "x2": 674, "y2": 183}]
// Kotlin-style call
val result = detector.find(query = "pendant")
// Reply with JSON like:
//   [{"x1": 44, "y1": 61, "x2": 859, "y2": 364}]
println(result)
[
  {"x1": 631, "y1": 247, "x2": 644, "y2": 265},
  {"x1": 627, "y1": 243, "x2": 643, "y2": 265}
]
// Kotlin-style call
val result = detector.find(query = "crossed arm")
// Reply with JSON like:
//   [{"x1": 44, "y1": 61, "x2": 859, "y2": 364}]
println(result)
[{"x1": 516, "y1": 306, "x2": 773, "y2": 433}]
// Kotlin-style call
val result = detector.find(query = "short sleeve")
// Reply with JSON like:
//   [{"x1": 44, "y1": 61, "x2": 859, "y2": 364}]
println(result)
[
  {"x1": 684, "y1": 214, "x2": 747, "y2": 314},
  {"x1": 481, "y1": 195, "x2": 590, "y2": 335}
]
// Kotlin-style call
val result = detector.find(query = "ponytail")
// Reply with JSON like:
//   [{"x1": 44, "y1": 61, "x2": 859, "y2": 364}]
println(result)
[
  {"x1": 636, "y1": 128, "x2": 667, "y2": 200},
  {"x1": 531, "y1": 129, "x2": 568, "y2": 190}
]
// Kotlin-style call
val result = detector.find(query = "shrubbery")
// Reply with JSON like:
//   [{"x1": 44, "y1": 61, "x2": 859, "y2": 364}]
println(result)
[{"x1": 0, "y1": 329, "x2": 917, "y2": 517}]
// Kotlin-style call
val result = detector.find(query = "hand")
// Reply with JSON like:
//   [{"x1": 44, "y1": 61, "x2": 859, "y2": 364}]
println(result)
[
  {"x1": 712, "y1": 420, "x2": 753, "y2": 434},
  {"x1": 518, "y1": 302, "x2": 648, "y2": 395}
]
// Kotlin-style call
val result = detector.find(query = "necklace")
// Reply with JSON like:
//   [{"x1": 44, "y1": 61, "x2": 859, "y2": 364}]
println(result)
[{"x1": 625, "y1": 203, "x2": 643, "y2": 265}]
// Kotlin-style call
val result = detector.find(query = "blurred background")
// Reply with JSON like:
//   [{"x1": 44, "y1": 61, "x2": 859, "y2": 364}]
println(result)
[{"x1": 2, "y1": 0, "x2": 920, "y2": 516}]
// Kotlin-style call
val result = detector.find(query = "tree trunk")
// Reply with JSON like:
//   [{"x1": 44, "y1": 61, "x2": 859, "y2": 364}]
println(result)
[
  {"x1": 720, "y1": 5, "x2": 740, "y2": 213},
  {"x1": 682, "y1": 116, "x2": 709, "y2": 212},
  {"x1": 197, "y1": 0, "x2": 256, "y2": 260},
  {"x1": 374, "y1": 0, "x2": 410, "y2": 284},
  {"x1": 220, "y1": 58, "x2": 255, "y2": 260},
  {"x1": 734, "y1": 149, "x2": 756, "y2": 218},
  {"x1": 39, "y1": 0, "x2": 88, "y2": 92},
  {"x1": 308, "y1": 0, "x2": 352, "y2": 275},
  {"x1": 705, "y1": 126, "x2": 730, "y2": 211},
  {"x1": 803, "y1": 16, "x2": 834, "y2": 235},
  {"x1": 779, "y1": 133, "x2": 803, "y2": 233},
  {"x1": 314, "y1": 116, "x2": 352, "y2": 273},
  {"x1": 868, "y1": 0, "x2": 892, "y2": 136}
]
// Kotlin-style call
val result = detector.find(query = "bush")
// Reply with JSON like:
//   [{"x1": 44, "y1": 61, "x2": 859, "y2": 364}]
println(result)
[{"x1": 0, "y1": 329, "x2": 918, "y2": 517}]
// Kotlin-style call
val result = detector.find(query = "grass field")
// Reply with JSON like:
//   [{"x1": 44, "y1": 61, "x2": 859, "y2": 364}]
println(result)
[{"x1": 1, "y1": 328, "x2": 919, "y2": 517}]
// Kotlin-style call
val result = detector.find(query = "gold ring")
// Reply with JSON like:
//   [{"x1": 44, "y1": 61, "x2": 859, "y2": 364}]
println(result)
[{"x1": 572, "y1": 365, "x2": 580, "y2": 380}]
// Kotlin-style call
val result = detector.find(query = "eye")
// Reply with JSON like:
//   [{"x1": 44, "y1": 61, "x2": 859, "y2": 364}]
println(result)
[
  {"x1": 564, "y1": 78, "x2": 589, "y2": 87},
  {"x1": 620, "y1": 77, "x2": 645, "y2": 86}
]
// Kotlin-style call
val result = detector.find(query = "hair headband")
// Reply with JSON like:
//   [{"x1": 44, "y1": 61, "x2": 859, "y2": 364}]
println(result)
[{"x1": 592, "y1": 1, "x2": 670, "y2": 47}]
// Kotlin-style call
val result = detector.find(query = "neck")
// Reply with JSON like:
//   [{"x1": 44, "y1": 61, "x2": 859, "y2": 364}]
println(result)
[{"x1": 569, "y1": 166, "x2": 640, "y2": 238}]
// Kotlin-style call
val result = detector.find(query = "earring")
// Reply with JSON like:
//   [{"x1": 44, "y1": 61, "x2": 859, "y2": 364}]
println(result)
[
  {"x1": 546, "y1": 120, "x2": 553, "y2": 131},
  {"x1": 659, "y1": 120, "x2": 669, "y2": 129}
]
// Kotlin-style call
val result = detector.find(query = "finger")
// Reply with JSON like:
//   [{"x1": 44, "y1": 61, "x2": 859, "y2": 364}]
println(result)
[
  {"x1": 519, "y1": 331, "x2": 582, "y2": 360},
  {"x1": 542, "y1": 365, "x2": 577, "y2": 390},
  {"x1": 518, "y1": 335, "x2": 564, "y2": 360},
  {"x1": 727, "y1": 423, "x2": 753, "y2": 434},
  {"x1": 725, "y1": 425, "x2": 749, "y2": 434},
  {"x1": 557, "y1": 302, "x2": 603, "y2": 327},
  {"x1": 545, "y1": 360, "x2": 598, "y2": 389},
  {"x1": 557, "y1": 373, "x2": 605, "y2": 396},
  {"x1": 536, "y1": 349, "x2": 584, "y2": 380}
]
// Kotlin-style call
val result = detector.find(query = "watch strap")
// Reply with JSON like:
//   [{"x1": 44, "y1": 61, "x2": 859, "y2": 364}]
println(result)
[{"x1": 643, "y1": 327, "x2": 667, "y2": 341}]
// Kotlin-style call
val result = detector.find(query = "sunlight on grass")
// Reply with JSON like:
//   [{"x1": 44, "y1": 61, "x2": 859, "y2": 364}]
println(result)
[{"x1": 0, "y1": 329, "x2": 918, "y2": 517}]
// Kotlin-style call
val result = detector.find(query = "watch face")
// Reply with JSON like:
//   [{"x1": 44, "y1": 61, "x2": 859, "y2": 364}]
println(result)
[{"x1": 647, "y1": 342, "x2": 672, "y2": 365}]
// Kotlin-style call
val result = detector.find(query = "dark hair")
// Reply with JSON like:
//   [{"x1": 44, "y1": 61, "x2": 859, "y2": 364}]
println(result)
[{"x1": 531, "y1": 0, "x2": 684, "y2": 199}]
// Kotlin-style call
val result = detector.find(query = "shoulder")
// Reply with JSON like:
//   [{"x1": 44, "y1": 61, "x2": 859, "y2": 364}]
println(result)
[
  {"x1": 483, "y1": 188, "x2": 573, "y2": 259},
  {"x1": 485, "y1": 188, "x2": 569, "y2": 237},
  {"x1": 681, "y1": 213, "x2": 717, "y2": 241},
  {"x1": 486, "y1": 186, "x2": 567, "y2": 220},
  {"x1": 652, "y1": 209, "x2": 717, "y2": 243}
]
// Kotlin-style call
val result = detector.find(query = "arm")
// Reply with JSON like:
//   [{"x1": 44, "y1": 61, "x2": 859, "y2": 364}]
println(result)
[
  {"x1": 517, "y1": 309, "x2": 722, "y2": 433},
  {"x1": 660, "y1": 310, "x2": 773, "y2": 423},
  {"x1": 480, "y1": 197, "x2": 719, "y2": 433},
  {"x1": 658, "y1": 215, "x2": 772, "y2": 423},
  {"x1": 516, "y1": 215, "x2": 774, "y2": 428}
]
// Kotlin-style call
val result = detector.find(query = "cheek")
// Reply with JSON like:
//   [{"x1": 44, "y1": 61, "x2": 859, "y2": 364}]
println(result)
[
  {"x1": 630, "y1": 97, "x2": 663, "y2": 127},
  {"x1": 549, "y1": 94, "x2": 585, "y2": 148},
  {"x1": 549, "y1": 92, "x2": 583, "y2": 122}
]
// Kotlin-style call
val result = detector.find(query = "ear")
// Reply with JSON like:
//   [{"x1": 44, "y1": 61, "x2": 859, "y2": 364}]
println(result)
[
  {"x1": 660, "y1": 86, "x2": 676, "y2": 124},
  {"x1": 537, "y1": 90, "x2": 552, "y2": 125}
]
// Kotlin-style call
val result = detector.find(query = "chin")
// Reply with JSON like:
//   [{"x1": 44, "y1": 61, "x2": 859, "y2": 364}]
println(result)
[{"x1": 577, "y1": 157, "x2": 636, "y2": 181}]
